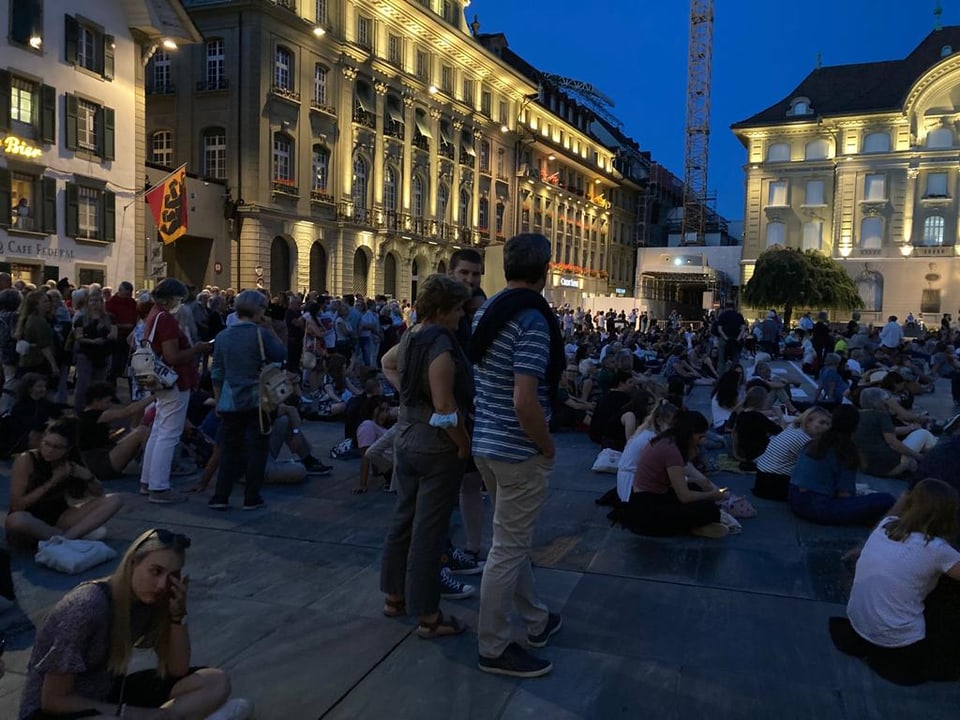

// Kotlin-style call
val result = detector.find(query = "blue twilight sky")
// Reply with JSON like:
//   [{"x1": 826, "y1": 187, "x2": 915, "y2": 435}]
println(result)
[{"x1": 470, "y1": 0, "x2": 955, "y2": 222}]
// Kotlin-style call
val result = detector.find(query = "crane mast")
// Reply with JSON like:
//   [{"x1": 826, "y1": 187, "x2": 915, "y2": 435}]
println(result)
[{"x1": 681, "y1": 0, "x2": 714, "y2": 245}]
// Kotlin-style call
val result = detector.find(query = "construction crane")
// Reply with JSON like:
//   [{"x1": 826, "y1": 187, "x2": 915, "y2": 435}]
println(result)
[
  {"x1": 681, "y1": 0, "x2": 715, "y2": 245},
  {"x1": 538, "y1": 72, "x2": 624, "y2": 130}
]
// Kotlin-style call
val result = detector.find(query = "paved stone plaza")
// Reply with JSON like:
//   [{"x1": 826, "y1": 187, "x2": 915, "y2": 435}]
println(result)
[{"x1": 1, "y1": 362, "x2": 960, "y2": 719}]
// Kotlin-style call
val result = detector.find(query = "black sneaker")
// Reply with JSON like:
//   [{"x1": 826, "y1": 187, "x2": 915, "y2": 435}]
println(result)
[
  {"x1": 478, "y1": 642, "x2": 552, "y2": 678},
  {"x1": 302, "y1": 456, "x2": 333, "y2": 475},
  {"x1": 242, "y1": 497, "x2": 267, "y2": 511},
  {"x1": 527, "y1": 613, "x2": 562, "y2": 648},
  {"x1": 439, "y1": 567, "x2": 475, "y2": 599},
  {"x1": 443, "y1": 547, "x2": 484, "y2": 576}
]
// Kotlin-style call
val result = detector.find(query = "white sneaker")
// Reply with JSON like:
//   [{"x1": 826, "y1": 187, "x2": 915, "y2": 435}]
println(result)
[
  {"x1": 205, "y1": 698, "x2": 252, "y2": 720},
  {"x1": 84, "y1": 526, "x2": 108, "y2": 541}
]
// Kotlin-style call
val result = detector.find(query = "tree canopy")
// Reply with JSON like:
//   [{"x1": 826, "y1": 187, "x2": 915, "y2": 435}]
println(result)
[{"x1": 742, "y1": 246, "x2": 863, "y2": 325}]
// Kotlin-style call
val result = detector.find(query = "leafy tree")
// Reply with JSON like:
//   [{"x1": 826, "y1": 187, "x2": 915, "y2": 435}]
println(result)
[{"x1": 742, "y1": 246, "x2": 862, "y2": 326}]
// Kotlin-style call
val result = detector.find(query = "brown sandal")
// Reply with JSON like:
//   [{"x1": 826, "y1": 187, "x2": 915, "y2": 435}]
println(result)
[
  {"x1": 416, "y1": 610, "x2": 466, "y2": 639},
  {"x1": 383, "y1": 597, "x2": 406, "y2": 618}
]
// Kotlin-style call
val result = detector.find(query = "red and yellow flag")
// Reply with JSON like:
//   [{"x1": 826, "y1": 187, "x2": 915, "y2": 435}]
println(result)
[{"x1": 146, "y1": 164, "x2": 188, "y2": 245}]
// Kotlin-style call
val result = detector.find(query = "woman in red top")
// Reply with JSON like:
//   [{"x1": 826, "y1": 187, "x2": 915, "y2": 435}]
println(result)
[
  {"x1": 628, "y1": 410, "x2": 728, "y2": 538},
  {"x1": 138, "y1": 279, "x2": 211, "y2": 504}
]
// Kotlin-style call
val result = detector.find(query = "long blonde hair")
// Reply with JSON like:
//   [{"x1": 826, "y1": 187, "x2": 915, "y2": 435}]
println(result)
[{"x1": 104, "y1": 529, "x2": 187, "y2": 677}]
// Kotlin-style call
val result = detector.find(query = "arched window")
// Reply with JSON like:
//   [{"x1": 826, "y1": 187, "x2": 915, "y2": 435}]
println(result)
[
  {"x1": 311, "y1": 145, "x2": 329, "y2": 192},
  {"x1": 922, "y1": 215, "x2": 945, "y2": 246},
  {"x1": 313, "y1": 64, "x2": 327, "y2": 107},
  {"x1": 309, "y1": 241, "x2": 327, "y2": 294},
  {"x1": 766, "y1": 143, "x2": 791, "y2": 162},
  {"x1": 270, "y1": 236, "x2": 291, "y2": 292},
  {"x1": 863, "y1": 132, "x2": 890, "y2": 153},
  {"x1": 383, "y1": 165, "x2": 398, "y2": 214},
  {"x1": 412, "y1": 175, "x2": 425, "y2": 218},
  {"x1": 860, "y1": 217, "x2": 883, "y2": 249},
  {"x1": 274, "y1": 46, "x2": 293, "y2": 90},
  {"x1": 765, "y1": 221, "x2": 785, "y2": 247},
  {"x1": 202, "y1": 127, "x2": 226, "y2": 179},
  {"x1": 352, "y1": 155, "x2": 368, "y2": 209},
  {"x1": 437, "y1": 184, "x2": 449, "y2": 222},
  {"x1": 150, "y1": 130, "x2": 173, "y2": 167},
  {"x1": 478, "y1": 197, "x2": 489, "y2": 230},
  {"x1": 458, "y1": 188, "x2": 470, "y2": 226},
  {"x1": 353, "y1": 248, "x2": 369, "y2": 296},
  {"x1": 804, "y1": 139, "x2": 829, "y2": 160},
  {"x1": 927, "y1": 127, "x2": 954, "y2": 149},
  {"x1": 792, "y1": 101, "x2": 809, "y2": 115},
  {"x1": 383, "y1": 252, "x2": 398, "y2": 298},
  {"x1": 273, "y1": 133, "x2": 293, "y2": 183}
]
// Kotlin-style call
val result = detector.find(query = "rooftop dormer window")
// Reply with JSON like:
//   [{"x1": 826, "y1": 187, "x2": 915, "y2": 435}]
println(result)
[{"x1": 788, "y1": 97, "x2": 813, "y2": 117}]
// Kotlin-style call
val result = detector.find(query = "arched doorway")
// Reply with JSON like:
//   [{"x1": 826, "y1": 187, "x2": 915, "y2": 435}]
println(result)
[
  {"x1": 384, "y1": 253, "x2": 398, "y2": 298},
  {"x1": 309, "y1": 242, "x2": 327, "y2": 294},
  {"x1": 353, "y1": 247, "x2": 369, "y2": 296},
  {"x1": 437, "y1": 260, "x2": 446, "y2": 276},
  {"x1": 270, "y1": 236, "x2": 291, "y2": 292}
]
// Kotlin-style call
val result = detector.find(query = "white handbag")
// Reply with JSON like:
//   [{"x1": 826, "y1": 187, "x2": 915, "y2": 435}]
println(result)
[
  {"x1": 131, "y1": 312, "x2": 179, "y2": 391},
  {"x1": 591, "y1": 448, "x2": 622, "y2": 474},
  {"x1": 35, "y1": 536, "x2": 117, "y2": 574}
]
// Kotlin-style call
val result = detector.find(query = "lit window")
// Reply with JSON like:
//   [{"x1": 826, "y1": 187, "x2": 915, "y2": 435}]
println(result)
[
  {"x1": 273, "y1": 133, "x2": 293, "y2": 182},
  {"x1": 768, "y1": 181, "x2": 788, "y2": 207},
  {"x1": 802, "y1": 221, "x2": 822, "y2": 251},
  {"x1": 922, "y1": 216, "x2": 945, "y2": 246},
  {"x1": 863, "y1": 132, "x2": 890, "y2": 153},
  {"x1": 274, "y1": 47, "x2": 293, "y2": 90},
  {"x1": 10, "y1": 77, "x2": 36, "y2": 124},
  {"x1": 313, "y1": 64, "x2": 327, "y2": 106},
  {"x1": 357, "y1": 15, "x2": 372, "y2": 49},
  {"x1": 78, "y1": 186, "x2": 101, "y2": 240},
  {"x1": 766, "y1": 222, "x2": 785, "y2": 247},
  {"x1": 804, "y1": 180, "x2": 825, "y2": 206},
  {"x1": 312, "y1": 146, "x2": 329, "y2": 192},
  {"x1": 77, "y1": 100, "x2": 98, "y2": 151},
  {"x1": 202, "y1": 129, "x2": 226, "y2": 179},
  {"x1": 151, "y1": 131, "x2": 173, "y2": 166},
  {"x1": 766, "y1": 143, "x2": 790, "y2": 162},
  {"x1": 926, "y1": 172, "x2": 949, "y2": 197},
  {"x1": 864, "y1": 174, "x2": 886, "y2": 202},
  {"x1": 860, "y1": 217, "x2": 883, "y2": 249}
]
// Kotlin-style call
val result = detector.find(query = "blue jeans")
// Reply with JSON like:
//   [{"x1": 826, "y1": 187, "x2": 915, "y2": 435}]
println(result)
[
  {"x1": 788, "y1": 485, "x2": 895, "y2": 526},
  {"x1": 212, "y1": 409, "x2": 269, "y2": 506}
]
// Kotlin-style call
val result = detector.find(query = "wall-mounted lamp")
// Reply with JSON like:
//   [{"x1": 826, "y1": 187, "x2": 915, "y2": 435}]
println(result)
[
  {"x1": 428, "y1": 85, "x2": 438, "y2": 95},
  {"x1": 313, "y1": 26, "x2": 326, "y2": 37},
  {"x1": 839, "y1": 246, "x2": 852, "y2": 258},
  {"x1": 162, "y1": 38, "x2": 178, "y2": 50},
  {"x1": 900, "y1": 244, "x2": 913, "y2": 257},
  {"x1": 500, "y1": 124, "x2": 509, "y2": 133}
]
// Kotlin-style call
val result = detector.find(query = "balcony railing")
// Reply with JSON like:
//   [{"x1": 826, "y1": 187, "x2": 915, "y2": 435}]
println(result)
[
  {"x1": 912, "y1": 245, "x2": 954, "y2": 257},
  {"x1": 310, "y1": 101, "x2": 336, "y2": 116},
  {"x1": 272, "y1": 180, "x2": 298, "y2": 196},
  {"x1": 196, "y1": 78, "x2": 229, "y2": 92},
  {"x1": 270, "y1": 85, "x2": 300, "y2": 103},
  {"x1": 459, "y1": 150, "x2": 474, "y2": 166},
  {"x1": 439, "y1": 142, "x2": 455, "y2": 160},
  {"x1": 386, "y1": 121, "x2": 404, "y2": 140},
  {"x1": 147, "y1": 83, "x2": 175, "y2": 95},
  {"x1": 353, "y1": 108, "x2": 375, "y2": 129},
  {"x1": 310, "y1": 190, "x2": 334, "y2": 204}
]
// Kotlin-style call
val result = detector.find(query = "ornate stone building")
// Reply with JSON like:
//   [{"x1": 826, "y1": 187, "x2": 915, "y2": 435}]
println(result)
[
  {"x1": 733, "y1": 27, "x2": 960, "y2": 322},
  {"x1": 149, "y1": 0, "x2": 648, "y2": 302}
]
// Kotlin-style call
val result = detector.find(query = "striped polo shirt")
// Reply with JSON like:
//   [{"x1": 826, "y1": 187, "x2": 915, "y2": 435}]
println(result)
[{"x1": 472, "y1": 303, "x2": 552, "y2": 463}]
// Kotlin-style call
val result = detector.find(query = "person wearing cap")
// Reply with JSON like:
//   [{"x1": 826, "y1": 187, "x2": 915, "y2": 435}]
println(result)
[
  {"x1": 138, "y1": 279, "x2": 213, "y2": 504},
  {"x1": 77, "y1": 381, "x2": 154, "y2": 481}
]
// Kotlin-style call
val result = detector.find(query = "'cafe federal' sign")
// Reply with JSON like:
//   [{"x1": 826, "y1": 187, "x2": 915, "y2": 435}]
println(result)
[{"x1": 0, "y1": 135, "x2": 43, "y2": 159}]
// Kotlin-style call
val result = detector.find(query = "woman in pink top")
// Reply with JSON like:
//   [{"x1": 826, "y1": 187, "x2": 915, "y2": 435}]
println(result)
[{"x1": 625, "y1": 410, "x2": 727, "y2": 538}]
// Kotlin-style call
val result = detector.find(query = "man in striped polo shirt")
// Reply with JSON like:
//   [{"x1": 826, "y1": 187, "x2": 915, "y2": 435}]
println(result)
[{"x1": 470, "y1": 234, "x2": 565, "y2": 678}]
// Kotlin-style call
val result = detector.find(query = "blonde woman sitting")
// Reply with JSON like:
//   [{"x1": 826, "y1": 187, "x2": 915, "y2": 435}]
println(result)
[{"x1": 18, "y1": 528, "x2": 251, "y2": 720}]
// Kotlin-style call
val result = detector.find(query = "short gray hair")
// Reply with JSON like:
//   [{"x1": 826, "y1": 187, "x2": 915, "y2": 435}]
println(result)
[
  {"x1": 503, "y1": 233, "x2": 551, "y2": 284},
  {"x1": 859, "y1": 387, "x2": 890, "y2": 411},
  {"x1": 234, "y1": 289, "x2": 268, "y2": 317}
]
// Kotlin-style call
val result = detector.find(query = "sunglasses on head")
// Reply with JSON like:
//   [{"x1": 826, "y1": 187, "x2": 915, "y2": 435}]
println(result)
[{"x1": 137, "y1": 528, "x2": 191, "y2": 552}]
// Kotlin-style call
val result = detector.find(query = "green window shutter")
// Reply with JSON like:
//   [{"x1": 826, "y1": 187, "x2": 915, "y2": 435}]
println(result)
[
  {"x1": 0, "y1": 263, "x2": 10, "y2": 274},
  {"x1": 40, "y1": 84, "x2": 56, "y2": 144},
  {"x1": 0, "y1": 169, "x2": 10, "y2": 229},
  {"x1": 41, "y1": 177, "x2": 57, "y2": 234},
  {"x1": 65, "y1": 93, "x2": 78, "y2": 151},
  {"x1": 64, "y1": 15, "x2": 78, "y2": 65},
  {"x1": 0, "y1": 70, "x2": 10, "y2": 132},
  {"x1": 102, "y1": 190, "x2": 116, "y2": 242},
  {"x1": 43, "y1": 265, "x2": 60, "y2": 284},
  {"x1": 102, "y1": 106, "x2": 115, "y2": 160},
  {"x1": 65, "y1": 182, "x2": 79, "y2": 237},
  {"x1": 103, "y1": 35, "x2": 115, "y2": 80}
]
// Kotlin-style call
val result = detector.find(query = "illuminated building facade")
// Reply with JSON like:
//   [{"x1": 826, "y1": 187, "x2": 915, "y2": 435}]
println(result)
[{"x1": 734, "y1": 28, "x2": 960, "y2": 322}]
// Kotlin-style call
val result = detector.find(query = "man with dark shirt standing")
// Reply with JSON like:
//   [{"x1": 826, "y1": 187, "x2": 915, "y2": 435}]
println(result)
[
  {"x1": 285, "y1": 294, "x2": 306, "y2": 374},
  {"x1": 715, "y1": 301, "x2": 746, "y2": 373}
]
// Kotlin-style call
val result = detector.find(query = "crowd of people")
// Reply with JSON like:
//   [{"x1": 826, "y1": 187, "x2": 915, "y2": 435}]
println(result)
[{"x1": 3, "y1": 233, "x2": 960, "y2": 715}]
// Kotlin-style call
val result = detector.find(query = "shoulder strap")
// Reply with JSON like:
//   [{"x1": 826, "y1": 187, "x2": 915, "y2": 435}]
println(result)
[
  {"x1": 146, "y1": 312, "x2": 166, "y2": 344},
  {"x1": 257, "y1": 327, "x2": 266, "y2": 365}
]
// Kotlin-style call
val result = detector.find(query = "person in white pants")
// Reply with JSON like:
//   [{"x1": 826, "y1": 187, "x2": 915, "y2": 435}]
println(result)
[{"x1": 138, "y1": 279, "x2": 211, "y2": 504}]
